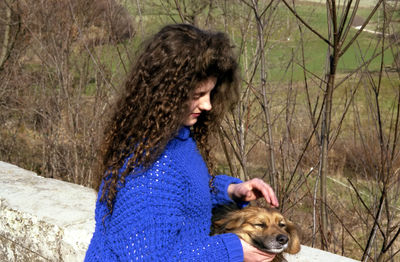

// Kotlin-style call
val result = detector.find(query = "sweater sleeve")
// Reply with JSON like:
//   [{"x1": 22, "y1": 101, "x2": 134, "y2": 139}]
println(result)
[
  {"x1": 104, "y1": 167, "x2": 244, "y2": 261},
  {"x1": 211, "y1": 174, "x2": 248, "y2": 208}
]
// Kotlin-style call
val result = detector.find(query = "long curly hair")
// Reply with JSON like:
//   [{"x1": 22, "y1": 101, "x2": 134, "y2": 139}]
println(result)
[{"x1": 95, "y1": 24, "x2": 239, "y2": 216}]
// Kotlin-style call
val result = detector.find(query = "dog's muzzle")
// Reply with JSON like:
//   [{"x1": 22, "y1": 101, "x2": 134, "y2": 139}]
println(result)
[{"x1": 255, "y1": 234, "x2": 290, "y2": 254}]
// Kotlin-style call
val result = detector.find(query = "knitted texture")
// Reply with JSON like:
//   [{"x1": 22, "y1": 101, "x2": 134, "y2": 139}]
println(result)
[{"x1": 85, "y1": 127, "x2": 244, "y2": 261}]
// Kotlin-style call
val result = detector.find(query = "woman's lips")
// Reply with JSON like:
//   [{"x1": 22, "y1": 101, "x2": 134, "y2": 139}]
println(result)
[{"x1": 191, "y1": 113, "x2": 201, "y2": 118}]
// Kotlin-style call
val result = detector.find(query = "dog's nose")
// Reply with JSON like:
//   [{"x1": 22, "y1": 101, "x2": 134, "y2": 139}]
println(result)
[{"x1": 276, "y1": 234, "x2": 288, "y2": 245}]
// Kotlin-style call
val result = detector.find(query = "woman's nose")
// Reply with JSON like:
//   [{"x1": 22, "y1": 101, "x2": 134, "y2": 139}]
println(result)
[{"x1": 199, "y1": 95, "x2": 212, "y2": 111}]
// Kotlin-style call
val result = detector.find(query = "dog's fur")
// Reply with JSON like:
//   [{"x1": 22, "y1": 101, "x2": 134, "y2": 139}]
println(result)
[{"x1": 211, "y1": 205, "x2": 301, "y2": 262}]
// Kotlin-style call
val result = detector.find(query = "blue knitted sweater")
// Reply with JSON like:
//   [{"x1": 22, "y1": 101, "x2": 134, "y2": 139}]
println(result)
[{"x1": 85, "y1": 127, "x2": 244, "y2": 261}]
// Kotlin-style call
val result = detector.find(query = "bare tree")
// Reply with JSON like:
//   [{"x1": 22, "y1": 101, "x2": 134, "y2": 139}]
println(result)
[
  {"x1": 0, "y1": 0, "x2": 20, "y2": 71},
  {"x1": 280, "y1": 0, "x2": 395, "y2": 250},
  {"x1": 0, "y1": 0, "x2": 135, "y2": 186}
]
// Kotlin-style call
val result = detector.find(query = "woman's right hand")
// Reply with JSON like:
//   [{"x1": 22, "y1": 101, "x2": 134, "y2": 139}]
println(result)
[{"x1": 241, "y1": 239, "x2": 276, "y2": 262}]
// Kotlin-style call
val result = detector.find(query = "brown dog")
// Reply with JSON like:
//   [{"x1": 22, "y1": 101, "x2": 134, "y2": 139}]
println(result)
[{"x1": 211, "y1": 205, "x2": 301, "y2": 261}]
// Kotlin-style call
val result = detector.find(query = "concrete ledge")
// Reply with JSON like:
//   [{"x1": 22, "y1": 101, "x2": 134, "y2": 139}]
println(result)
[
  {"x1": 285, "y1": 245, "x2": 359, "y2": 261},
  {"x1": 0, "y1": 161, "x2": 359, "y2": 261},
  {"x1": 0, "y1": 161, "x2": 96, "y2": 261}
]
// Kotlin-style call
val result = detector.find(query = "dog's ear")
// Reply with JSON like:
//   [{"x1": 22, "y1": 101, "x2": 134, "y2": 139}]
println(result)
[
  {"x1": 212, "y1": 212, "x2": 246, "y2": 234},
  {"x1": 285, "y1": 219, "x2": 301, "y2": 254}
]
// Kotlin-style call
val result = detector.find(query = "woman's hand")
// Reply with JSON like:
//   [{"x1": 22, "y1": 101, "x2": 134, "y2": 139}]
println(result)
[
  {"x1": 227, "y1": 178, "x2": 279, "y2": 207},
  {"x1": 240, "y1": 239, "x2": 276, "y2": 262}
]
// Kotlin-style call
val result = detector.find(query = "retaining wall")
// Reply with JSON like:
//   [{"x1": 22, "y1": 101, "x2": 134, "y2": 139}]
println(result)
[{"x1": 0, "y1": 161, "x2": 359, "y2": 261}]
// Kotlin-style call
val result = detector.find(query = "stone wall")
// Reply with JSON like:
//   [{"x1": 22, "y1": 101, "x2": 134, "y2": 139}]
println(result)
[
  {"x1": 0, "y1": 161, "x2": 96, "y2": 261},
  {"x1": 0, "y1": 161, "x2": 360, "y2": 261}
]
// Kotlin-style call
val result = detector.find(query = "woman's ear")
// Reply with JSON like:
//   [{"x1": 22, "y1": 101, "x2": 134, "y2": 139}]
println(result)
[{"x1": 285, "y1": 219, "x2": 301, "y2": 254}]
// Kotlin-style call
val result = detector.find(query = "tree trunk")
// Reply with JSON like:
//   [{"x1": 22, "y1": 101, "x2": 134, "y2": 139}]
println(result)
[
  {"x1": 320, "y1": 49, "x2": 338, "y2": 249},
  {"x1": 0, "y1": 0, "x2": 12, "y2": 70},
  {"x1": 253, "y1": 0, "x2": 277, "y2": 191}
]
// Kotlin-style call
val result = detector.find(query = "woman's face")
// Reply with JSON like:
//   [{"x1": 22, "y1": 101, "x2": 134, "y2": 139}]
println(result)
[{"x1": 183, "y1": 76, "x2": 217, "y2": 126}]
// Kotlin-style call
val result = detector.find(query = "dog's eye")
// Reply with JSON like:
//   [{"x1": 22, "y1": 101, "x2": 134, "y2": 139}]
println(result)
[
  {"x1": 278, "y1": 221, "x2": 286, "y2": 228},
  {"x1": 254, "y1": 223, "x2": 266, "y2": 228}
]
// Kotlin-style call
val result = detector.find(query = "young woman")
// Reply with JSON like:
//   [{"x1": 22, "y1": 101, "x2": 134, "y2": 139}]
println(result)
[{"x1": 85, "y1": 24, "x2": 278, "y2": 262}]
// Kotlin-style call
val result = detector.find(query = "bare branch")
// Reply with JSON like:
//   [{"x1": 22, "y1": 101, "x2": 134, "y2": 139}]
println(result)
[
  {"x1": 281, "y1": 0, "x2": 332, "y2": 47},
  {"x1": 339, "y1": 0, "x2": 384, "y2": 57}
]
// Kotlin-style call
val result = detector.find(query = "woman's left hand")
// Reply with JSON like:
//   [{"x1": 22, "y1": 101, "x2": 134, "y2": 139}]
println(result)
[{"x1": 228, "y1": 178, "x2": 279, "y2": 207}]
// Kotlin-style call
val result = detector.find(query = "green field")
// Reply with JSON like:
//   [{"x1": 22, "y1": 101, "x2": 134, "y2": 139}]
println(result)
[{"x1": 107, "y1": 1, "x2": 397, "y2": 84}]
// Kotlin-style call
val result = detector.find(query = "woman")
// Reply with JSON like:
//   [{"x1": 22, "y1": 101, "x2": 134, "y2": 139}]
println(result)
[{"x1": 85, "y1": 24, "x2": 278, "y2": 262}]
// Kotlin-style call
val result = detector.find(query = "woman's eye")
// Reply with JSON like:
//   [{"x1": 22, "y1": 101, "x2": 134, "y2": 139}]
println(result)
[{"x1": 193, "y1": 92, "x2": 205, "y2": 99}]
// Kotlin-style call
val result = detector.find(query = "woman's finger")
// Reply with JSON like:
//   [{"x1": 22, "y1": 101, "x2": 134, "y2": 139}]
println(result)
[{"x1": 251, "y1": 179, "x2": 279, "y2": 207}]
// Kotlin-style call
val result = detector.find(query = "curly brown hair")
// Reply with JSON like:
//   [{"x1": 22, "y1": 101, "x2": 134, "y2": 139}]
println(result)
[{"x1": 96, "y1": 24, "x2": 240, "y2": 216}]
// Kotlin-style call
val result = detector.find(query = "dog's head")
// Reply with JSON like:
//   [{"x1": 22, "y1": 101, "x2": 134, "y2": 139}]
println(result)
[{"x1": 212, "y1": 206, "x2": 300, "y2": 255}]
